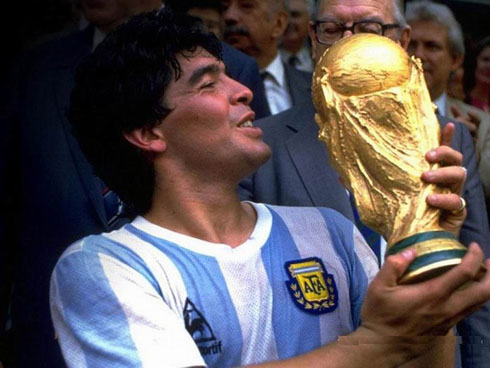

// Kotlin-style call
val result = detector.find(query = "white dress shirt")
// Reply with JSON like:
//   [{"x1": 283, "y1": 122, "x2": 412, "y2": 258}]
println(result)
[{"x1": 261, "y1": 54, "x2": 293, "y2": 115}]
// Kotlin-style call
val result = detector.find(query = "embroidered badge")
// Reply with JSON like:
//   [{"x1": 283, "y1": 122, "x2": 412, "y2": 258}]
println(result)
[{"x1": 285, "y1": 257, "x2": 338, "y2": 314}]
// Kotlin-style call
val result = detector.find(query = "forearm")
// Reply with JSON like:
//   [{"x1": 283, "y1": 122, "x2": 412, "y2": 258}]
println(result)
[
  {"x1": 397, "y1": 330, "x2": 456, "y2": 368},
  {"x1": 246, "y1": 328, "x2": 435, "y2": 368}
]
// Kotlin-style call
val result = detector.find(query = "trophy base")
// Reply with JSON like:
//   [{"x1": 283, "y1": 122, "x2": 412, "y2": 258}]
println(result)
[{"x1": 386, "y1": 230, "x2": 467, "y2": 284}]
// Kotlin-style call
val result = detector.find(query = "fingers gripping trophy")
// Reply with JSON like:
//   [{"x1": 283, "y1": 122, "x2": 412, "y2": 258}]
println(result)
[{"x1": 312, "y1": 33, "x2": 467, "y2": 283}]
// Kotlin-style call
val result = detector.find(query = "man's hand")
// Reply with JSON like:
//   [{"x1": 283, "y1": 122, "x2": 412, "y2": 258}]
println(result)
[
  {"x1": 360, "y1": 243, "x2": 490, "y2": 338},
  {"x1": 422, "y1": 123, "x2": 467, "y2": 235},
  {"x1": 450, "y1": 104, "x2": 481, "y2": 140}
]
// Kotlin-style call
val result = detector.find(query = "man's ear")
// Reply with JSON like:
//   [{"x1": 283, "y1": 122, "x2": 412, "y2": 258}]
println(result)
[
  {"x1": 400, "y1": 25, "x2": 411, "y2": 50},
  {"x1": 451, "y1": 53, "x2": 464, "y2": 71},
  {"x1": 123, "y1": 125, "x2": 167, "y2": 153},
  {"x1": 308, "y1": 22, "x2": 318, "y2": 60},
  {"x1": 271, "y1": 10, "x2": 288, "y2": 39}
]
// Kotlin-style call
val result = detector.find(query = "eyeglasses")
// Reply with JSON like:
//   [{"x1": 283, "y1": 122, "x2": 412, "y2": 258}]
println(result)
[{"x1": 313, "y1": 20, "x2": 400, "y2": 45}]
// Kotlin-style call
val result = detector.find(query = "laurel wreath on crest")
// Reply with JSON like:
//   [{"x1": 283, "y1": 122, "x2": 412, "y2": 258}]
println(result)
[{"x1": 290, "y1": 277, "x2": 336, "y2": 310}]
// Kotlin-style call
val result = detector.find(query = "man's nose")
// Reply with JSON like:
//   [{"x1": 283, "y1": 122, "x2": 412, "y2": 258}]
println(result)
[
  {"x1": 229, "y1": 78, "x2": 253, "y2": 105},
  {"x1": 411, "y1": 44, "x2": 426, "y2": 60},
  {"x1": 223, "y1": 4, "x2": 239, "y2": 24},
  {"x1": 341, "y1": 30, "x2": 354, "y2": 39}
]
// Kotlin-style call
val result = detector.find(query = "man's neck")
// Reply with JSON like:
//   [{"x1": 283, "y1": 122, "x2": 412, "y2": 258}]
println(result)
[
  {"x1": 144, "y1": 178, "x2": 256, "y2": 248},
  {"x1": 257, "y1": 48, "x2": 279, "y2": 70}
]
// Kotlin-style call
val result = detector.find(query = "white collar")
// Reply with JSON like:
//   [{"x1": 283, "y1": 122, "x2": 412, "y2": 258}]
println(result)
[
  {"x1": 92, "y1": 27, "x2": 107, "y2": 51},
  {"x1": 433, "y1": 92, "x2": 447, "y2": 115},
  {"x1": 262, "y1": 53, "x2": 286, "y2": 88}
]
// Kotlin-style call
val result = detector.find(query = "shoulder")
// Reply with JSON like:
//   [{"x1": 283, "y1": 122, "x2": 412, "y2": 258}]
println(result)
[
  {"x1": 266, "y1": 205, "x2": 354, "y2": 236},
  {"x1": 53, "y1": 224, "x2": 160, "y2": 286},
  {"x1": 221, "y1": 41, "x2": 257, "y2": 70},
  {"x1": 284, "y1": 62, "x2": 312, "y2": 85},
  {"x1": 255, "y1": 101, "x2": 315, "y2": 136},
  {"x1": 448, "y1": 97, "x2": 488, "y2": 121}
]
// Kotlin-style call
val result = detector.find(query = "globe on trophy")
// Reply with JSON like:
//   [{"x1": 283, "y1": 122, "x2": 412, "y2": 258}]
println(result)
[{"x1": 311, "y1": 33, "x2": 468, "y2": 284}]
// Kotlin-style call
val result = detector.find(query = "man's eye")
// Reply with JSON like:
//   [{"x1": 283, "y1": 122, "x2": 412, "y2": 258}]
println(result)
[
  {"x1": 323, "y1": 26, "x2": 340, "y2": 35},
  {"x1": 427, "y1": 43, "x2": 441, "y2": 51},
  {"x1": 356, "y1": 23, "x2": 382, "y2": 34},
  {"x1": 239, "y1": 0, "x2": 256, "y2": 9},
  {"x1": 201, "y1": 81, "x2": 216, "y2": 89}
]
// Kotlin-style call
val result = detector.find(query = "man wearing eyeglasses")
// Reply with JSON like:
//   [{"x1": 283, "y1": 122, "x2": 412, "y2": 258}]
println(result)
[{"x1": 239, "y1": 1, "x2": 490, "y2": 367}]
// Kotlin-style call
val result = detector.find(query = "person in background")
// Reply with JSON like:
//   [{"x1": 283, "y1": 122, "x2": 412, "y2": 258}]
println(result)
[
  {"x1": 464, "y1": 35, "x2": 490, "y2": 219},
  {"x1": 465, "y1": 36, "x2": 490, "y2": 113},
  {"x1": 406, "y1": 0, "x2": 490, "y2": 226},
  {"x1": 406, "y1": 1, "x2": 488, "y2": 142},
  {"x1": 222, "y1": 0, "x2": 312, "y2": 115},
  {"x1": 280, "y1": 0, "x2": 314, "y2": 72}
]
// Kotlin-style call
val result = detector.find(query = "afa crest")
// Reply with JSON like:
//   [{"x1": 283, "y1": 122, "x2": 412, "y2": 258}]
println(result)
[{"x1": 285, "y1": 257, "x2": 338, "y2": 315}]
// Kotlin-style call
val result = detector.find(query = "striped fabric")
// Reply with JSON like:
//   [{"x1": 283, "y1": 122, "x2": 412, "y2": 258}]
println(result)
[{"x1": 50, "y1": 203, "x2": 378, "y2": 367}]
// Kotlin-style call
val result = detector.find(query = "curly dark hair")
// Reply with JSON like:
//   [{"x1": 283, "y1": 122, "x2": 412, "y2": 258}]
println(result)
[{"x1": 68, "y1": 8, "x2": 222, "y2": 215}]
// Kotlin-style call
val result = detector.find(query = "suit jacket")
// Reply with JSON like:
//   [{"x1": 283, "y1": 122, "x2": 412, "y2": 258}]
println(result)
[
  {"x1": 447, "y1": 96, "x2": 490, "y2": 201},
  {"x1": 239, "y1": 98, "x2": 490, "y2": 368},
  {"x1": 284, "y1": 62, "x2": 312, "y2": 108},
  {"x1": 0, "y1": 26, "x2": 274, "y2": 368},
  {"x1": 222, "y1": 42, "x2": 270, "y2": 119},
  {"x1": 261, "y1": 60, "x2": 312, "y2": 115}
]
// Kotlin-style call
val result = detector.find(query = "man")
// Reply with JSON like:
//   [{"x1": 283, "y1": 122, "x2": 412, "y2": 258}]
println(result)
[
  {"x1": 238, "y1": 0, "x2": 490, "y2": 366},
  {"x1": 405, "y1": 0, "x2": 490, "y2": 223},
  {"x1": 280, "y1": 0, "x2": 314, "y2": 72},
  {"x1": 50, "y1": 9, "x2": 490, "y2": 367},
  {"x1": 222, "y1": 0, "x2": 311, "y2": 114},
  {"x1": 0, "y1": 0, "x2": 267, "y2": 367}
]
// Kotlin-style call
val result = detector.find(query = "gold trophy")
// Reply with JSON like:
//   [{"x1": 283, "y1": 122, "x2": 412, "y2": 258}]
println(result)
[{"x1": 312, "y1": 33, "x2": 467, "y2": 283}]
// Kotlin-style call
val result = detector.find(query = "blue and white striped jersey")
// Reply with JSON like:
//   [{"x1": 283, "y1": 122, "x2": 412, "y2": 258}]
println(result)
[{"x1": 50, "y1": 203, "x2": 378, "y2": 367}]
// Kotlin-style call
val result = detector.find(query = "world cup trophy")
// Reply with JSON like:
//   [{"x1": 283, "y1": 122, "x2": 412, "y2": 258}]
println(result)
[{"x1": 312, "y1": 33, "x2": 467, "y2": 283}]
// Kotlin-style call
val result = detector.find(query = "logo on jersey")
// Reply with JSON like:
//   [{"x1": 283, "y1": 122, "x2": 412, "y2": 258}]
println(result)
[
  {"x1": 285, "y1": 257, "x2": 338, "y2": 314},
  {"x1": 183, "y1": 298, "x2": 223, "y2": 357}
]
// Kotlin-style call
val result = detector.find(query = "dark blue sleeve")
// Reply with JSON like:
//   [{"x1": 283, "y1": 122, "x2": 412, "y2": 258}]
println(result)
[{"x1": 451, "y1": 121, "x2": 490, "y2": 368}]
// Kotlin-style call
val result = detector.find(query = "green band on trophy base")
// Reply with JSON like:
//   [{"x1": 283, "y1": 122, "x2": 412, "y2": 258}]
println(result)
[{"x1": 387, "y1": 231, "x2": 467, "y2": 284}]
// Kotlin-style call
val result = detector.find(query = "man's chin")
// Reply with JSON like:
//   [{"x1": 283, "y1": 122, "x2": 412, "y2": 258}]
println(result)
[{"x1": 225, "y1": 36, "x2": 249, "y2": 50}]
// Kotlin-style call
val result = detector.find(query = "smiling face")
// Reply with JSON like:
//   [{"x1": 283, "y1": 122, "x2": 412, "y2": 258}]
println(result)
[
  {"x1": 154, "y1": 49, "x2": 271, "y2": 181},
  {"x1": 309, "y1": 0, "x2": 408, "y2": 64}
]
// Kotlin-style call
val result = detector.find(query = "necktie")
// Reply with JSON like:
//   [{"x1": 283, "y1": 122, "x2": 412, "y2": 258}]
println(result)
[
  {"x1": 349, "y1": 193, "x2": 381, "y2": 264},
  {"x1": 288, "y1": 55, "x2": 299, "y2": 67}
]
